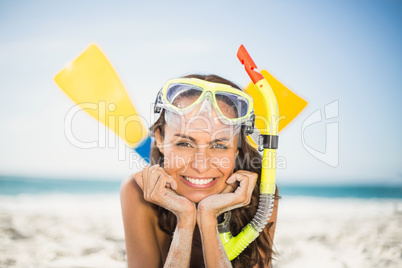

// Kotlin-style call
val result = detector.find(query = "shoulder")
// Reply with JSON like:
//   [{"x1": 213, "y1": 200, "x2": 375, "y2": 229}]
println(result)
[
  {"x1": 120, "y1": 174, "x2": 164, "y2": 267},
  {"x1": 120, "y1": 173, "x2": 156, "y2": 220},
  {"x1": 120, "y1": 173, "x2": 161, "y2": 240},
  {"x1": 120, "y1": 173, "x2": 140, "y2": 199}
]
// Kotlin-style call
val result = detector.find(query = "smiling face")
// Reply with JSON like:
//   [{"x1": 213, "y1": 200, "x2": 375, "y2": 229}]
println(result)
[{"x1": 155, "y1": 97, "x2": 239, "y2": 203}]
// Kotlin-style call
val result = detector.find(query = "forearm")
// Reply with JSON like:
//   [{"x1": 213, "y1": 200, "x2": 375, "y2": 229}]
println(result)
[
  {"x1": 199, "y1": 215, "x2": 232, "y2": 268},
  {"x1": 164, "y1": 217, "x2": 196, "y2": 268}
]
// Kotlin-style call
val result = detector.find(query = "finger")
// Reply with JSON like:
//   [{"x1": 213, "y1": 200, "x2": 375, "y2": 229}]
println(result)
[
  {"x1": 226, "y1": 173, "x2": 249, "y2": 194},
  {"x1": 226, "y1": 173, "x2": 239, "y2": 184},
  {"x1": 221, "y1": 181, "x2": 238, "y2": 194},
  {"x1": 133, "y1": 172, "x2": 144, "y2": 190},
  {"x1": 150, "y1": 166, "x2": 177, "y2": 191},
  {"x1": 154, "y1": 172, "x2": 175, "y2": 195},
  {"x1": 236, "y1": 176, "x2": 249, "y2": 196},
  {"x1": 244, "y1": 173, "x2": 258, "y2": 195},
  {"x1": 147, "y1": 165, "x2": 161, "y2": 196},
  {"x1": 229, "y1": 174, "x2": 250, "y2": 204},
  {"x1": 142, "y1": 166, "x2": 151, "y2": 195},
  {"x1": 165, "y1": 175, "x2": 177, "y2": 191},
  {"x1": 150, "y1": 170, "x2": 166, "y2": 202}
]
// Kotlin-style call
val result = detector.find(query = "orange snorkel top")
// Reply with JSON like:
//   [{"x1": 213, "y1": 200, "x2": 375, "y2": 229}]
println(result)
[{"x1": 237, "y1": 45, "x2": 264, "y2": 84}]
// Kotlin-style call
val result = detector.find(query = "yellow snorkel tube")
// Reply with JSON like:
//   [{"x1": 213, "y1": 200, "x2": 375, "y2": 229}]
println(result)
[{"x1": 218, "y1": 45, "x2": 279, "y2": 260}]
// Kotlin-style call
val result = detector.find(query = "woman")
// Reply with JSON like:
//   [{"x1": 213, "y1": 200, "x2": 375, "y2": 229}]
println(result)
[{"x1": 120, "y1": 74, "x2": 279, "y2": 268}]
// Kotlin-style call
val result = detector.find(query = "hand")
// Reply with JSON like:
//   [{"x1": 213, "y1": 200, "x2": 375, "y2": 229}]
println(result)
[
  {"x1": 134, "y1": 165, "x2": 196, "y2": 224},
  {"x1": 196, "y1": 170, "x2": 258, "y2": 224}
]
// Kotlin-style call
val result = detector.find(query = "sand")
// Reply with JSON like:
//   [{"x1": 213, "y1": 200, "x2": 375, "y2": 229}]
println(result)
[
  {"x1": 0, "y1": 194, "x2": 401, "y2": 268},
  {"x1": 0, "y1": 194, "x2": 125, "y2": 268}
]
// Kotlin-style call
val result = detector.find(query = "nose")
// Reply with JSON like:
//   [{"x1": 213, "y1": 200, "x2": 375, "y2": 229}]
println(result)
[{"x1": 190, "y1": 148, "x2": 212, "y2": 174}]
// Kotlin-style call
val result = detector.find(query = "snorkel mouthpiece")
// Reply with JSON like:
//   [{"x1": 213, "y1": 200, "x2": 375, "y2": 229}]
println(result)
[{"x1": 218, "y1": 45, "x2": 279, "y2": 261}]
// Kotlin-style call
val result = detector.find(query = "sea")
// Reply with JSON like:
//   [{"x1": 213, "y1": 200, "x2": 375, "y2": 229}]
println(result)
[{"x1": 0, "y1": 175, "x2": 401, "y2": 199}]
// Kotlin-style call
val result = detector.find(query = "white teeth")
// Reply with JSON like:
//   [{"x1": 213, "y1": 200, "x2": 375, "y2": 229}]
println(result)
[{"x1": 184, "y1": 176, "x2": 214, "y2": 185}]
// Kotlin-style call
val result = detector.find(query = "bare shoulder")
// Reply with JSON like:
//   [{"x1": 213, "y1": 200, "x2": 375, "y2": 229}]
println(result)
[
  {"x1": 121, "y1": 174, "x2": 146, "y2": 204},
  {"x1": 120, "y1": 174, "x2": 162, "y2": 267},
  {"x1": 120, "y1": 173, "x2": 158, "y2": 228}
]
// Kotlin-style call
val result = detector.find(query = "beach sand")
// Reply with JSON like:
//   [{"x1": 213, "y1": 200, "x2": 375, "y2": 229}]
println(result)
[
  {"x1": 0, "y1": 194, "x2": 401, "y2": 268},
  {"x1": 273, "y1": 197, "x2": 402, "y2": 268}
]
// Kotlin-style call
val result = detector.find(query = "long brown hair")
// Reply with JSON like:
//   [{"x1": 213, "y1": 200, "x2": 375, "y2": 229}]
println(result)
[{"x1": 149, "y1": 74, "x2": 278, "y2": 267}]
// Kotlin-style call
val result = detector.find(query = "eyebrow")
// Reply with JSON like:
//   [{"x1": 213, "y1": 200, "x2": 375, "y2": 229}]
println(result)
[{"x1": 174, "y1": 134, "x2": 230, "y2": 143}]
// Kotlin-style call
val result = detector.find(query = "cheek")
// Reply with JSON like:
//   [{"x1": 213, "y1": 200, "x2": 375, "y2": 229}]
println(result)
[
  {"x1": 222, "y1": 155, "x2": 237, "y2": 176},
  {"x1": 161, "y1": 146, "x2": 191, "y2": 174},
  {"x1": 209, "y1": 151, "x2": 237, "y2": 174}
]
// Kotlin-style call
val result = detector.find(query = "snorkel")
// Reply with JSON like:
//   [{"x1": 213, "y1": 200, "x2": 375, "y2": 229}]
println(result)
[{"x1": 218, "y1": 45, "x2": 279, "y2": 260}]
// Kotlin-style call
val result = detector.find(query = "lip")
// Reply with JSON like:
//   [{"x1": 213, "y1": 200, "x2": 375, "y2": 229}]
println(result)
[{"x1": 180, "y1": 175, "x2": 218, "y2": 189}]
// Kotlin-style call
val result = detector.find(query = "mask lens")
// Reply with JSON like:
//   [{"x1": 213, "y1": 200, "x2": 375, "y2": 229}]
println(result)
[
  {"x1": 166, "y1": 83, "x2": 203, "y2": 108},
  {"x1": 215, "y1": 91, "x2": 249, "y2": 119}
]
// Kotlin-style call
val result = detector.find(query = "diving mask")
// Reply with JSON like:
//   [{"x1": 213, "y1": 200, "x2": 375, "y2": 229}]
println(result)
[{"x1": 154, "y1": 78, "x2": 255, "y2": 135}]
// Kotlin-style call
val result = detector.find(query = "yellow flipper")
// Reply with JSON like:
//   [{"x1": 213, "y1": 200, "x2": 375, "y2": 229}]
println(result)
[
  {"x1": 245, "y1": 70, "x2": 307, "y2": 147},
  {"x1": 54, "y1": 44, "x2": 306, "y2": 154},
  {"x1": 54, "y1": 44, "x2": 148, "y2": 148}
]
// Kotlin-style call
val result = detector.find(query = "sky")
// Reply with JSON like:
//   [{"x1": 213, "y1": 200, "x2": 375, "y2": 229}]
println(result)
[{"x1": 0, "y1": 0, "x2": 401, "y2": 184}]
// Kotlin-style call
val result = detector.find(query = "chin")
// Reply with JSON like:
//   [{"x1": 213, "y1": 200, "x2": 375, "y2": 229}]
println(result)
[{"x1": 182, "y1": 191, "x2": 212, "y2": 204}]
